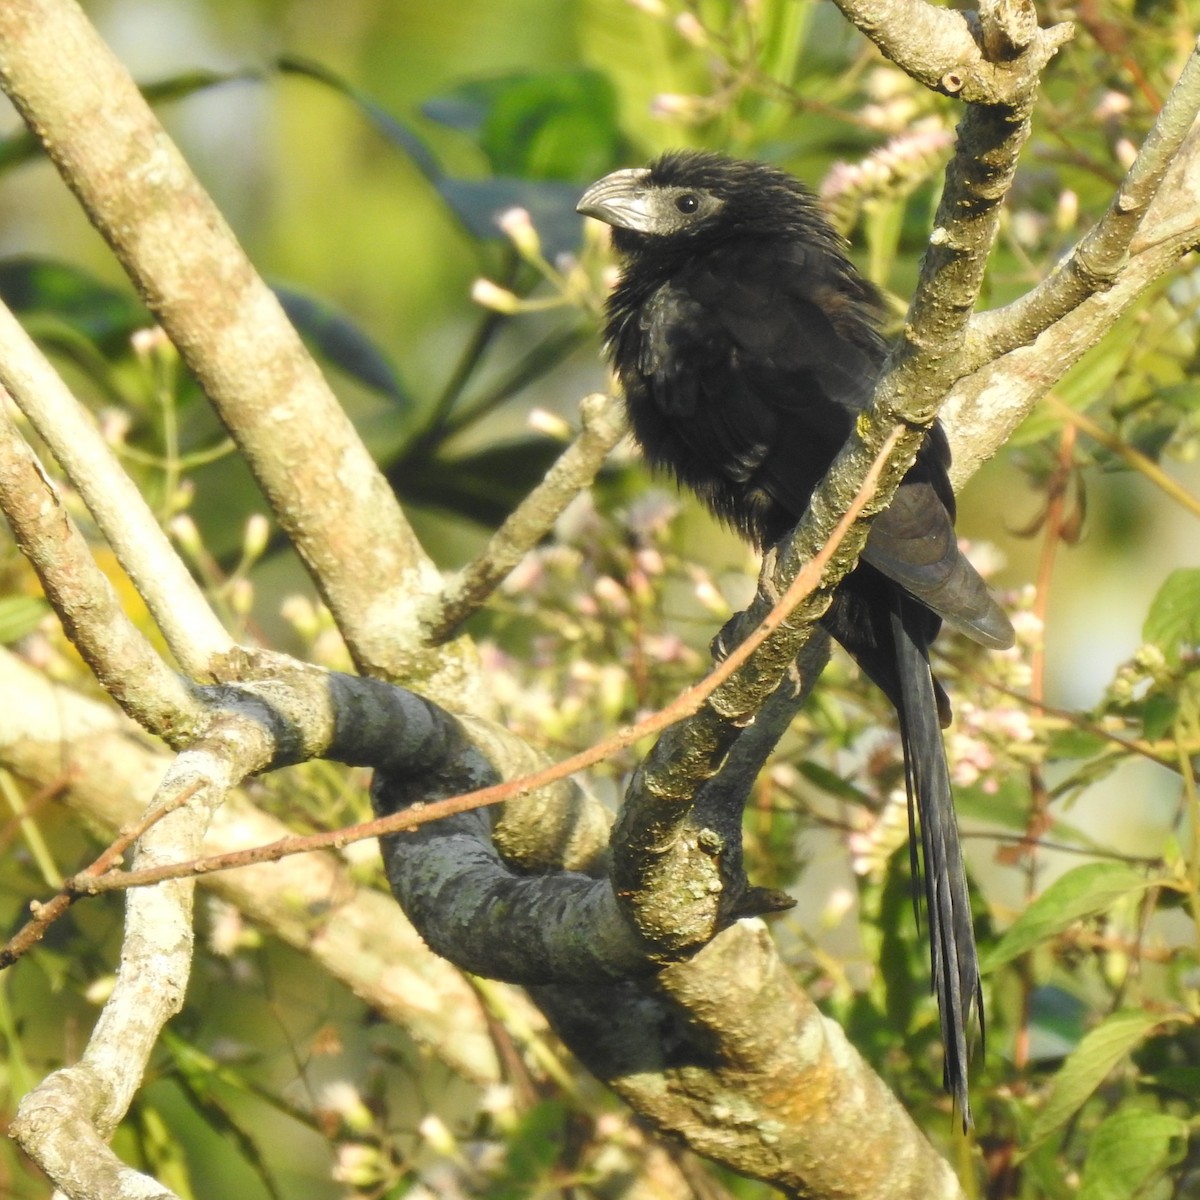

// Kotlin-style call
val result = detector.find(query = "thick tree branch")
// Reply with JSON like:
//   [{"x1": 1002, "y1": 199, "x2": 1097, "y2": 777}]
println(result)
[
  {"x1": 0, "y1": 0, "x2": 471, "y2": 696},
  {"x1": 534, "y1": 921, "x2": 965, "y2": 1200},
  {"x1": 831, "y1": 0, "x2": 1071, "y2": 102},
  {"x1": 0, "y1": 647, "x2": 505, "y2": 1085},
  {"x1": 375, "y1": 800, "x2": 654, "y2": 981}
]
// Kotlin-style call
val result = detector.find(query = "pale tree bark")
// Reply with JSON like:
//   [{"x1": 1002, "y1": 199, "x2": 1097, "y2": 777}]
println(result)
[{"x1": 0, "y1": 1, "x2": 1198, "y2": 1199}]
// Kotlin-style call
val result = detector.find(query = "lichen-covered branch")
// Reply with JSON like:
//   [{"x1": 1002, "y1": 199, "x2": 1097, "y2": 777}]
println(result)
[
  {"x1": 534, "y1": 921, "x2": 965, "y2": 1200},
  {"x1": 830, "y1": 0, "x2": 1072, "y2": 104}
]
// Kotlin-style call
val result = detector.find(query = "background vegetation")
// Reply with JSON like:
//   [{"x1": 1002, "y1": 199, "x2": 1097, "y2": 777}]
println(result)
[{"x1": 1, "y1": 0, "x2": 1198, "y2": 1196}]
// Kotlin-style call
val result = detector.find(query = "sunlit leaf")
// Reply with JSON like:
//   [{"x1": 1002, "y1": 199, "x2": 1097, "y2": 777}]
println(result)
[
  {"x1": 1044, "y1": 727, "x2": 1109, "y2": 760},
  {"x1": 982, "y1": 862, "x2": 1164, "y2": 972},
  {"x1": 1078, "y1": 1107, "x2": 1187, "y2": 1199},
  {"x1": 1143, "y1": 567, "x2": 1200, "y2": 666},
  {"x1": 423, "y1": 69, "x2": 625, "y2": 181},
  {"x1": 1029, "y1": 1010, "x2": 1165, "y2": 1146},
  {"x1": 0, "y1": 596, "x2": 49, "y2": 645}
]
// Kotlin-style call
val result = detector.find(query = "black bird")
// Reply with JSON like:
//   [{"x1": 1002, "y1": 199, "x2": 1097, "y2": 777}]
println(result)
[{"x1": 577, "y1": 150, "x2": 1014, "y2": 1125}]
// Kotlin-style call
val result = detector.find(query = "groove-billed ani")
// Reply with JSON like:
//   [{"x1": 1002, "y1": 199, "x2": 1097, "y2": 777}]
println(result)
[{"x1": 577, "y1": 150, "x2": 1014, "y2": 1125}]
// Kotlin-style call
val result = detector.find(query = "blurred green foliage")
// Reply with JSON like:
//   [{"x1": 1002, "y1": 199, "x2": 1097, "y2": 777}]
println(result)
[{"x1": 2, "y1": 1, "x2": 1200, "y2": 1197}]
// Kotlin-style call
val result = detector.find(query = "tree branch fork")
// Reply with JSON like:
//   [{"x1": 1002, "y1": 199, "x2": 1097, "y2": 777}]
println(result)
[{"x1": 1, "y1": 0, "x2": 1199, "y2": 1197}]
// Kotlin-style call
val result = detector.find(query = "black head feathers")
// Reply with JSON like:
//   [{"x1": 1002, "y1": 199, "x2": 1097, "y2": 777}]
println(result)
[{"x1": 578, "y1": 150, "x2": 844, "y2": 258}]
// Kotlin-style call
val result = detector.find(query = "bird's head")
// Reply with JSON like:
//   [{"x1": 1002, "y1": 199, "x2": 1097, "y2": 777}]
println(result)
[{"x1": 577, "y1": 150, "x2": 830, "y2": 258}]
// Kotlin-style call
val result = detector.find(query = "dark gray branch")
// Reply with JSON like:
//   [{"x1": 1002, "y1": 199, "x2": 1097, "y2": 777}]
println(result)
[{"x1": 374, "y1": 802, "x2": 654, "y2": 981}]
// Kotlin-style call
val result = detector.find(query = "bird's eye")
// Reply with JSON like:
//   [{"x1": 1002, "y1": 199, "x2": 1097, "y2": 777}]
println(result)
[{"x1": 674, "y1": 193, "x2": 700, "y2": 214}]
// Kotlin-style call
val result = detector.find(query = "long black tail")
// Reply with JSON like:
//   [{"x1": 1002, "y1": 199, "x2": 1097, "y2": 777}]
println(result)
[{"x1": 891, "y1": 594, "x2": 981, "y2": 1128}]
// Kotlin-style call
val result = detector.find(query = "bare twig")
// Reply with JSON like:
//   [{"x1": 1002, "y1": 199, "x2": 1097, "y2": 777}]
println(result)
[
  {"x1": 1045, "y1": 394, "x2": 1200, "y2": 521},
  {"x1": 9, "y1": 749, "x2": 233, "y2": 1200},
  {"x1": 63, "y1": 429, "x2": 903, "y2": 898},
  {"x1": 0, "y1": 779, "x2": 203, "y2": 968},
  {"x1": 0, "y1": 395, "x2": 202, "y2": 737},
  {"x1": 424, "y1": 393, "x2": 628, "y2": 644},
  {"x1": 0, "y1": 299, "x2": 233, "y2": 676}
]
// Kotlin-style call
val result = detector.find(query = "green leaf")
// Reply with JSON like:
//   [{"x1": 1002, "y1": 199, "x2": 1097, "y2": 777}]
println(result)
[
  {"x1": 1027, "y1": 985, "x2": 1089, "y2": 1062},
  {"x1": 0, "y1": 595, "x2": 49, "y2": 644},
  {"x1": 0, "y1": 257, "x2": 148, "y2": 348},
  {"x1": 1152, "y1": 380, "x2": 1200, "y2": 413},
  {"x1": 1045, "y1": 726, "x2": 1110, "y2": 761},
  {"x1": 1147, "y1": 1065, "x2": 1200, "y2": 1099},
  {"x1": 955, "y1": 773, "x2": 1037, "y2": 831},
  {"x1": 278, "y1": 56, "x2": 588, "y2": 258},
  {"x1": 273, "y1": 286, "x2": 407, "y2": 403},
  {"x1": 1143, "y1": 568, "x2": 1200, "y2": 666},
  {"x1": 1029, "y1": 1010, "x2": 1165, "y2": 1146},
  {"x1": 982, "y1": 863, "x2": 1163, "y2": 972},
  {"x1": 423, "y1": 69, "x2": 624, "y2": 182},
  {"x1": 390, "y1": 437, "x2": 564, "y2": 528},
  {"x1": 1141, "y1": 692, "x2": 1179, "y2": 740},
  {"x1": 862, "y1": 197, "x2": 906, "y2": 289},
  {"x1": 875, "y1": 850, "x2": 920, "y2": 1039},
  {"x1": 796, "y1": 759, "x2": 871, "y2": 804},
  {"x1": 489, "y1": 1101, "x2": 567, "y2": 1200},
  {"x1": 159, "y1": 1032, "x2": 285, "y2": 1200},
  {"x1": 435, "y1": 176, "x2": 589, "y2": 259},
  {"x1": 1078, "y1": 1107, "x2": 1188, "y2": 1200}
]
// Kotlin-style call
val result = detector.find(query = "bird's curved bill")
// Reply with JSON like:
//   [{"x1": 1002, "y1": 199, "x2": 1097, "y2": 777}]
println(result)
[{"x1": 576, "y1": 168, "x2": 652, "y2": 231}]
